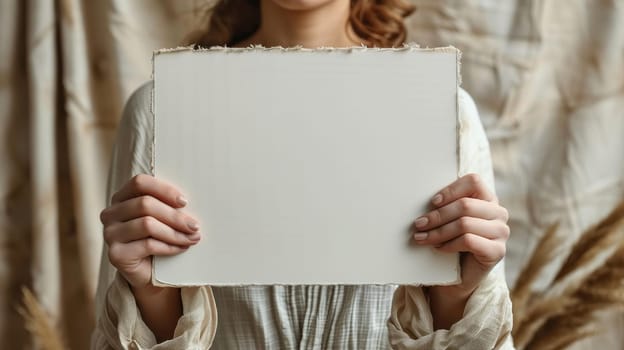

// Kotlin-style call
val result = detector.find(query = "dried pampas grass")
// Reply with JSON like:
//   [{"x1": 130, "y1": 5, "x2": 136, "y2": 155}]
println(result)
[
  {"x1": 18, "y1": 287, "x2": 66, "y2": 350},
  {"x1": 512, "y1": 201, "x2": 624, "y2": 350}
]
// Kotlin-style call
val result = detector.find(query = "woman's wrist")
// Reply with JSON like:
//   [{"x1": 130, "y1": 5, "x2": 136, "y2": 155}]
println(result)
[
  {"x1": 131, "y1": 284, "x2": 183, "y2": 342},
  {"x1": 131, "y1": 283, "x2": 175, "y2": 298},
  {"x1": 427, "y1": 285, "x2": 475, "y2": 330},
  {"x1": 430, "y1": 283, "x2": 476, "y2": 301}
]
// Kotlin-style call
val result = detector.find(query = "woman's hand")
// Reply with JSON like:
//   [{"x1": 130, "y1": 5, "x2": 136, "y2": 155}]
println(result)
[
  {"x1": 99, "y1": 174, "x2": 201, "y2": 341},
  {"x1": 411, "y1": 173, "x2": 510, "y2": 329},
  {"x1": 100, "y1": 174, "x2": 201, "y2": 289}
]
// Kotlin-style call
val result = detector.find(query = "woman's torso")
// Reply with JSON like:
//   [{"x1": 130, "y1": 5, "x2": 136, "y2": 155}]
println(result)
[
  {"x1": 211, "y1": 285, "x2": 395, "y2": 349},
  {"x1": 100, "y1": 81, "x2": 491, "y2": 350}
]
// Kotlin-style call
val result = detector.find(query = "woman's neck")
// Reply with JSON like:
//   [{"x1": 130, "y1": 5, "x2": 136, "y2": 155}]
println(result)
[{"x1": 239, "y1": 0, "x2": 360, "y2": 48}]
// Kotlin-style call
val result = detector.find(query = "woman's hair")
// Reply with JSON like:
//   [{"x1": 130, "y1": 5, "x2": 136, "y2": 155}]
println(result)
[{"x1": 186, "y1": 0, "x2": 415, "y2": 48}]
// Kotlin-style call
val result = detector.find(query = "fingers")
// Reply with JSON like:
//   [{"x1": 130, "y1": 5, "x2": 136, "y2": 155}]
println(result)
[
  {"x1": 412, "y1": 216, "x2": 510, "y2": 245},
  {"x1": 431, "y1": 173, "x2": 496, "y2": 208},
  {"x1": 411, "y1": 173, "x2": 510, "y2": 269},
  {"x1": 111, "y1": 174, "x2": 188, "y2": 208},
  {"x1": 104, "y1": 216, "x2": 201, "y2": 246},
  {"x1": 435, "y1": 234, "x2": 506, "y2": 266},
  {"x1": 101, "y1": 195, "x2": 199, "y2": 234},
  {"x1": 108, "y1": 238, "x2": 189, "y2": 266},
  {"x1": 102, "y1": 175, "x2": 197, "y2": 288},
  {"x1": 413, "y1": 197, "x2": 508, "y2": 231}
]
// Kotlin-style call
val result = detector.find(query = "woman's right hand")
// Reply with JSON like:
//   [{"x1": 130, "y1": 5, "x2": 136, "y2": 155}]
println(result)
[{"x1": 100, "y1": 174, "x2": 201, "y2": 290}]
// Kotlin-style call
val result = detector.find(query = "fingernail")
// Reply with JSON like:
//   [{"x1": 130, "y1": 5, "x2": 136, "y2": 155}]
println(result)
[
  {"x1": 413, "y1": 233, "x2": 428, "y2": 241},
  {"x1": 187, "y1": 221, "x2": 199, "y2": 231},
  {"x1": 414, "y1": 216, "x2": 428, "y2": 228},
  {"x1": 432, "y1": 194, "x2": 443, "y2": 205},
  {"x1": 177, "y1": 195, "x2": 188, "y2": 207},
  {"x1": 188, "y1": 232, "x2": 201, "y2": 242}
]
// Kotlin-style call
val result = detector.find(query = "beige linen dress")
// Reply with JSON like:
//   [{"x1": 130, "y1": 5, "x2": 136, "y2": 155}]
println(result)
[{"x1": 91, "y1": 82, "x2": 514, "y2": 349}]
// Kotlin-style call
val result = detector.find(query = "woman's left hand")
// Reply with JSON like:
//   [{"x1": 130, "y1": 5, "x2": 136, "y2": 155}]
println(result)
[{"x1": 411, "y1": 173, "x2": 510, "y2": 327}]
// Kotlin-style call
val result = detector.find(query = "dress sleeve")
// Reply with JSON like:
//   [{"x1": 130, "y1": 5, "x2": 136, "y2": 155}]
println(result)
[
  {"x1": 90, "y1": 82, "x2": 218, "y2": 350},
  {"x1": 387, "y1": 89, "x2": 514, "y2": 349}
]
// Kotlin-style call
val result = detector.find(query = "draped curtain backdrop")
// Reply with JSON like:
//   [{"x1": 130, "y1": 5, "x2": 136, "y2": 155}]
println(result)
[{"x1": 1, "y1": 0, "x2": 623, "y2": 349}]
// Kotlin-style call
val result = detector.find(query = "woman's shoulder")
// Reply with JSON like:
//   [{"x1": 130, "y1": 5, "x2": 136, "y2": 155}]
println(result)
[
  {"x1": 121, "y1": 81, "x2": 153, "y2": 123},
  {"x1": 458, "y1": 87, "x2": 480, "y2": 125},
  {"x1": 116, "y1": 81, "x2": 154, "y2": 140},
  {"x1": 108, "y1": 81, "x2": 154, "y2": 180},
  {"x1": 127, "y1": 81, "x2": 153, "y2": 108},
  {"x1": 457, "y1": 87, "x2": 496, "y2": 192},
  {"x1": 457, "y1": 87, "x2": 487, "y2": 141}
]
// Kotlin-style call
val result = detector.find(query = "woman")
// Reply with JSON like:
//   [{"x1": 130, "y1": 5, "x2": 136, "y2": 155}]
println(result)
[{"x1": 92, "y1": 0, "x2": 513, "y2": 348}]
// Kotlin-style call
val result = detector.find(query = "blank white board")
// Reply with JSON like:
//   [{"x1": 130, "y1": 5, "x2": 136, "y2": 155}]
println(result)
[{"x1": 152, "y1": 46, "x2": 460, "y2": 286}]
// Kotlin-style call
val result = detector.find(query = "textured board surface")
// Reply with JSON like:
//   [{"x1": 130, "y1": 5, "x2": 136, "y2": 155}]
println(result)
[{"x1": 153, "y1": 47, "x2": 460, "y2": 286}]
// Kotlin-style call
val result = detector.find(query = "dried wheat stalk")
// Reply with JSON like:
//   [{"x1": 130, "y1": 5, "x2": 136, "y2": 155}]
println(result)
[
  {"x1": 512, "y1": 201, "x2": 624, "y2": 349},
  {"x1": 18, "y1": 287, "x2": 66, "y2": 350},
  {"x1": 511, "y1": 223, "x2": 561, "y2": 321}
]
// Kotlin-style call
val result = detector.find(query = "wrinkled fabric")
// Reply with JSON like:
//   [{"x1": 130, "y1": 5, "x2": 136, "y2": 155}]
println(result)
[
  {"x1": 389, "y1": 268, "x2": 513, "y2": 349},
  {"x1": 92, "y1": 82, "x2": 512, "y2": 349},
  {"x1": 407, "y1": 2, "x2": 624, "y2": 348},
  {"x1": 91, "y1": 273, "x2": 217, "y2": 350},
  {"x1": 1, "y1": 1, "x2": 204, "y2": 348}
]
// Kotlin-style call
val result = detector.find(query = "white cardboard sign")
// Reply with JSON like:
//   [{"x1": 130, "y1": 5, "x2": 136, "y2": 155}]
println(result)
[{"x1": 152, "y1": 47, "x2": 460, "y2": 286}]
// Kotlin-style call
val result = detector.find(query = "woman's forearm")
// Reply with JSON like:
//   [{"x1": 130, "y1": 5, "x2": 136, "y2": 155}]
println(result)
[{"x1": 131, "y1": 285, "x2": 183, "y2": 342}]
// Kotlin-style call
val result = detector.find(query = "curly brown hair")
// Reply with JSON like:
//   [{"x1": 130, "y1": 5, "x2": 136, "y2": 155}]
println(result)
[{"x1": 186, "y1": 0, "x2": 415, "y2": 48}]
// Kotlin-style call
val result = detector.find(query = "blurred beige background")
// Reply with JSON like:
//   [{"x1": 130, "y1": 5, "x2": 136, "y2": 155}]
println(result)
[{"x1": 1, "y1": 0, "x2": 623, "y2": 349}]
